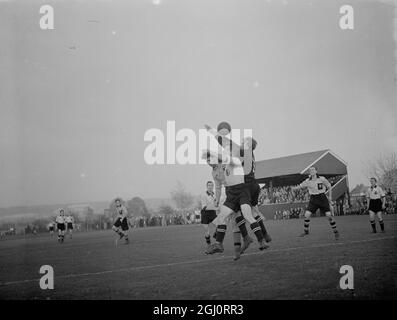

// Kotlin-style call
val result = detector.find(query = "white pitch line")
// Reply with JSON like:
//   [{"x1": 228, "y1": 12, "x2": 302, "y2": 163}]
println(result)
[{"x1": 0, "y1": 235, "x2": 396, "y2": 287}]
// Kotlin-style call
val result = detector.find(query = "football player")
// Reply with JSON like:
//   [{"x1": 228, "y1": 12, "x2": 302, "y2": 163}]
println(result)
[
  {"x1": 112, "y1": 198, "x2": 130, "y2": 245},
  {"x1": 204, "y1": 145, "x2": 268, "y2": 254},
  {"x1": 204, "y1": 152, "x2": 254, "y2": 260},
  {"x1": 205, "y1": 123, "x2": 272, "y2": 244},
  {"x1": 367, "y1": 177, "x2": 386, "y2": 233},
  {"x1": 293, "y1": 166, "x2": 340, "y2": 239},
  {"x1": 200, "y1": 181, "x2": 218, "y2": 250},
  {"x1": 55, "y1": 209, "x2": 66, "y2": 243}
]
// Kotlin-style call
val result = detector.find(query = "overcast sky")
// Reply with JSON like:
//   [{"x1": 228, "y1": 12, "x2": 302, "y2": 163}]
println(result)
[{"x1": 0, "y1": 0, "x2": 396, "y2": 207}]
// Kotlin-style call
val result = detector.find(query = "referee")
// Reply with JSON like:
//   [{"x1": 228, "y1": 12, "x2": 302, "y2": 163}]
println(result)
[
  {"x1": 293, "y1": 166, "x2": 340, "y2": 240},
  {"x1": 366, "y1": 177, "x2": 386, "y2": 233}
]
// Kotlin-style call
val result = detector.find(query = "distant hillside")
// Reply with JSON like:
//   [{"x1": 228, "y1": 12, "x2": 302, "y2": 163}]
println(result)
[{"x1": 0, "y1": 198, "x2": 176, "y2": 219}]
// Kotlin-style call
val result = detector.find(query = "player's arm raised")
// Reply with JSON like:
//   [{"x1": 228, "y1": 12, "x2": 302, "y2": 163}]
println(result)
[
  {"x1": 292, "y1": 179, "x2": 308, "y2": 190},
  {"x1": 204, "y1": 124, "x2": 241, "y2": 157}
]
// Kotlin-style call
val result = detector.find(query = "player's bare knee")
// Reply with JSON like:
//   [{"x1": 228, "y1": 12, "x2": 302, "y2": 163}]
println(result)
[
  {"x1": 325, "y1": 212, "x2": 332, "y2": 218},
  {"x1": 252, "y1": 206, "x2": 260, "y2": 218},
  {"x1": 240, "y1": 204, "x2": 255, "y2": 223}
]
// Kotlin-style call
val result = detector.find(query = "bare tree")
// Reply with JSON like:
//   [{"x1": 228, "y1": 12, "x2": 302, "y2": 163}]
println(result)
[
  {"x1": 127, "y1": 197, "x2": 149, "y2": 217},
  {"x1": 171, "y1": 181, "x2": 194, "y2": 210},
  {"x1": 158, "y1": 205, "x2": 174, "y2": 217},
  {"x1": 365, "y1": 152, "x2": 397, "y2": 193}
]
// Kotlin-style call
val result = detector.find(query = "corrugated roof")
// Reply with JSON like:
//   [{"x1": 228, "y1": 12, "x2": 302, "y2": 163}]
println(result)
[{"x1": 255, "y1": 149, "x2": 329, "y2": 179}]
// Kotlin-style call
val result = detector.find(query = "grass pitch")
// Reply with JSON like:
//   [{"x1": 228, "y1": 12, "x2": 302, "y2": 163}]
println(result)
[{"x1": 0, "y1": 215, "x2": 396, "y2": 299}]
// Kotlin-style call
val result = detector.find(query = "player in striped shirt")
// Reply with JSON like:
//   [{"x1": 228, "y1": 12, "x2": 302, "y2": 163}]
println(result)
[
  {"x1": 366, "y1": 177, "x2": 386, "y2": 233},
  {"x1": 293, "y1": 166, "x2": 340, "y2": 239}
]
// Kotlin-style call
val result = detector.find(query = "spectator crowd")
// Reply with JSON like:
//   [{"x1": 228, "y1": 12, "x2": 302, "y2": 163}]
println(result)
[
  {"x1": 259, "y1": 185, "x2": 310, "y2": 204},
  {"x1": 273, "y1": 207, "x2": 305, "y2": 220},
  {"x1": 259, "y1": 176, "x2": 344, "y2": 205}
]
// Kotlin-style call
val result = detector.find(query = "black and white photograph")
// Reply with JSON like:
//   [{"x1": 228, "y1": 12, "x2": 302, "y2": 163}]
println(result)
[{"x1": 0, "y1": 0, "x2": 397, "y2": 307}]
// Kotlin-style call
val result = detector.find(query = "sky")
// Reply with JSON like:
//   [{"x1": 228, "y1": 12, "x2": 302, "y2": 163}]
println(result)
[{"x1": 0, "y1": 0, "x2": 396, "y2": 207}]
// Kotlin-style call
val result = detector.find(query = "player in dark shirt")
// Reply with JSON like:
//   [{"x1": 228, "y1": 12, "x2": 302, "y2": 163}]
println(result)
[{"x1": 240, "y1": 137, "x2": 272, "y2": 245}]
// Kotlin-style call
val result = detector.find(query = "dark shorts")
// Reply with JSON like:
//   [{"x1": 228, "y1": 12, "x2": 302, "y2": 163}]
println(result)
[
  {"x1": 49, "y1": 227, "x2": 54, "y2": 232},
  {"x1": 223, "y1": 183, "x2": 251, "y2": 213},
  {"x1": 201, "y1": 210, "x2": 217, "y2": 224},
  {"x1": 114, "y1": 217, "x2": 129, "y2": 231},
  {"x1": 307, "y1": 193, "x2": 330, "y2": 214},
  {"x1": 369, "y1": 199, "x2": 382, "y2": 213},
  {"x1": 67, "y1": 223, "x2": 73, "y2": 230},
  {"x1": 57, "y1": 223, "x2": 65, "y2": 231},
  {"x1": 248, "y1": 182, "x2": 260, "y2": 207}
]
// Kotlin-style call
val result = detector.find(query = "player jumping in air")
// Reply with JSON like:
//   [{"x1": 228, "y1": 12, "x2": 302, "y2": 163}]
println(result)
[
  {"x1": 292, "y1": 166, "x2": 340, "y2": 240},
  {"x1": 55, "y1": 209, "x2": 66, "y2": 243},
  {"x1": 112, "y1": 198, "x2": 130, "y2": 245},
  {"x1": 367, "y1": 177, "x2": 386, "y2": 233},
  {"x1": 204, "y1": 124, "x2": 269, "y2": 254},
  {"x1": 204, "y1": 150, "x2": 268, "y2": 254},
  {"x1": 65, "y1": 213, "x2": 74, "y2": 239},
  {"x1": 204, "y1": 152, "x2": 254, "y2": 260},
  {"x1": 205, "y1": 123, "x2": 272, "y2": 249},
  {"x1": 239, "y1": 135, "x2": 272, "y2": 245}
]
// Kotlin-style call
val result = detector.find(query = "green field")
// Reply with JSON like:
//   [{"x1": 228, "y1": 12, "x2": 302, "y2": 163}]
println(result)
[{"x1": 0, "y1": 215, "x2": 396, "y2": 300}]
